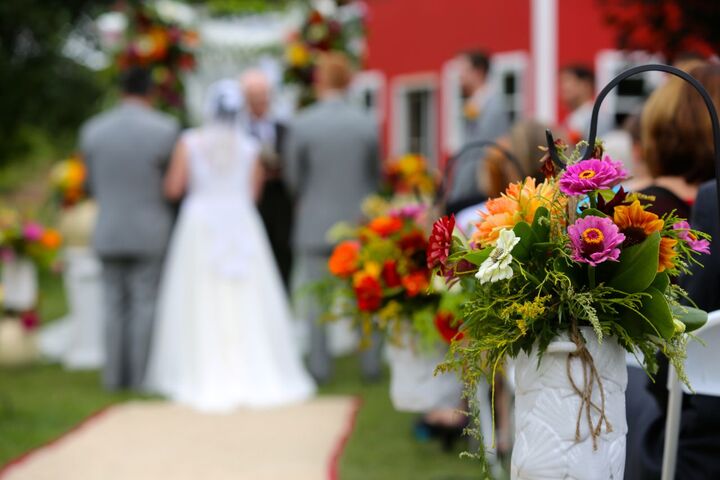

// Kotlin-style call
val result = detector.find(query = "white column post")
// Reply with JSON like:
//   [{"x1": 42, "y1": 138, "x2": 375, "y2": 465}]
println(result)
[{"x1": 532, "y1": 0, "x2": 558, "y2": 124}]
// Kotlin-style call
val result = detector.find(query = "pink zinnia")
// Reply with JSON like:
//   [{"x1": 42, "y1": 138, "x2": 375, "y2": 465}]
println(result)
[
  {"x1": 22, "y1": 222, "x2": 43, "y2": 242},
  {"x1": 389, "y1": 204, "x2": 427, "y2": 221},
  {"x1": 673, "y1": 221, "x2": 711, "y2": 254},
  {"x1": 559, "y1": 155, "x2": 628, "y2": 197},
  {"x1": 568, "y1": 215, "x2": 626, "y2": 266}
]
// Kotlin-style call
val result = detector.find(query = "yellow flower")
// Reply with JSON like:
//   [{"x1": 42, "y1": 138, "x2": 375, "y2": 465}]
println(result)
[
  {"x1": 613, "y1": 200, "x2": 664, "y2": 239},
  {"x1": 286, "y1": 42, "x2": 311, "y2": 67}
]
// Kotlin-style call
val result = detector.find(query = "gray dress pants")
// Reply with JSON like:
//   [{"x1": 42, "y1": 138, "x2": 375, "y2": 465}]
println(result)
[
  {"x1": 100, "y1": 256, "x2": 163, "y2": 391},
  {"x1": 293, "y1": 251, "x2": 382, "y2": 383}
]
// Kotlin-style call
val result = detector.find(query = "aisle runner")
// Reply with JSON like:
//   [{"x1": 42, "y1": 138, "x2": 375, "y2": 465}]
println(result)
[{"x1": 1, "y1": 397, "x2": 359, "y2": 480}]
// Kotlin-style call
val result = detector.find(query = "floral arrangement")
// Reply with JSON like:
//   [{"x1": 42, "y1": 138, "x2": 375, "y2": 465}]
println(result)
[
  {"x1": 383, "y1": 154, "x2": 439, "y2": 198},
  {"x1": 283, "y1": 6, "x2": 365, "y2": 106},
  {"x1": 50, "y1": 154, "x2": 87, "y2": 208},
  {"x1": 323, "y1": 203, "x2": 463, "y2": 347},
  {"x1": 115, "y1": 3, "x2": 198, "y2": 117},
  {"x1": 0, "y1": 209, "x2": 62, "y2": 269},
  {"x1": 428, "y1": 141, "x2": 710, "y2": 453}
]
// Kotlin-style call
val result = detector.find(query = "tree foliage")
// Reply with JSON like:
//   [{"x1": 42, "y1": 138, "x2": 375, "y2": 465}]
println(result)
[
  {"x1": 0, "y1": 0, "x2": 112, "y2": 164},
  {"x1": 598, "y1": 0, "x2": 720, "y2": 60}
]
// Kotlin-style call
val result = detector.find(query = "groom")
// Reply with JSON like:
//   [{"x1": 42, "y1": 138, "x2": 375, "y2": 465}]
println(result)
[{"x1": 80, "y1": 67, "x2": 179, "y2": 391}]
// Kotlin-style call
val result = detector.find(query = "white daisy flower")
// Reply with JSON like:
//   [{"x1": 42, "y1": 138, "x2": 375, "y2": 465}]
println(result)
[{"x1": 476, "y1": 228, "x2": 520, "y2": 285}]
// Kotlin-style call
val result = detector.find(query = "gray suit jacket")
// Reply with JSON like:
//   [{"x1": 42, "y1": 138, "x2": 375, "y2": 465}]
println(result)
[
  {"x1": 449, "y1": 92, "x2": 510, "y2": 202},
  {"x1": 80, "y1": 102, "x2": 179, "y2": 258},
  {"x1": 285, "y1": 97, "x2": 380, "y2": 251}
]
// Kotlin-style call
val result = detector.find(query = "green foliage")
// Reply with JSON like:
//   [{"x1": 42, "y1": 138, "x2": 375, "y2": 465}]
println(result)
[
  {"x1": 0, "y1": 0, "x2": 112, "y2": 164},
  {"x1": 603, "y1": 232, "x2": 660, "y2": 293}
]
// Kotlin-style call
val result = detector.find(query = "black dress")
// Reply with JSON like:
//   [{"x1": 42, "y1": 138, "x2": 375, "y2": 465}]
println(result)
[{"x1": 626, "y1": 184, "x2": 720, "y2": 479}]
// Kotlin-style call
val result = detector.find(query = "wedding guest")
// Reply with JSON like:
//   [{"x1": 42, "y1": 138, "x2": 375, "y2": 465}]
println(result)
[
  {"x1": 448, "y1": 50, "x2": 510, "y2": 208},
  {"x1": 80, "y1": 67, "x2": 179, "y2": 391},
  {"x1": 286, "y1": 52, "x2": 381, "y2": 383},
  {"x1": 240, "y1": 69, "x2": 293, "y2": 291},
  {"x1": 625, "y1": 62, "x2": 720, "y2": 479},
  {"x1": 559, "y1": 64, "x2": 613, "y2": 143}
]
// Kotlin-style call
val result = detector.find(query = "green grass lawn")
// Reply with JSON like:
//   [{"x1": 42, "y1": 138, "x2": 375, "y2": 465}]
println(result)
[{"x1": 0, "y1": 274, "x2": 486, "y2": 479}]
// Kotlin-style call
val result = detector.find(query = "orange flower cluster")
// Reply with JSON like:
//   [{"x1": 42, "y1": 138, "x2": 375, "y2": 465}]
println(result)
[
  {"x1": 385, "y1": 154, "x2": 438, "y2": 196},
  {"x1": 51, "y1": 155, "x2": 87, "y2": 207},
  {"x1": 327, "y1": 214, "x2": 430, "y2": 313},
  {"x1": 472, "y1": 178, "x2": 562, "y2": 247}
]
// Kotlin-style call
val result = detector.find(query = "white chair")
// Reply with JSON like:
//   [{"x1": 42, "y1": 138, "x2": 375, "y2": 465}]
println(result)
[{"x1": 661, "y1": 309, "x2": 720, "y2": 480}]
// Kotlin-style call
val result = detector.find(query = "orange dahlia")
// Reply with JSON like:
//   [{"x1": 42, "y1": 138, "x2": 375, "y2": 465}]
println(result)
[
  {"x1": 472, "y1": 178, "x2": 560, "y2": 246},
  {"x1": 401, "y1": 271, "x2": 429, "y2": 297},
  {"x1": 40, "y1": 229, "x2": 62, "y2": 250},
  {"x1": 658, "y1": 237, "x2": 678, "y2": 273},
  {"x1": 328, "y1": 241, "x2": 360, "y2": 278},
  {"x1": 612, "y1": 200, "x2": 664, "y2": 246},
  {"x1": 368, "y1": 216, "x2": 403, "y2": 237}
]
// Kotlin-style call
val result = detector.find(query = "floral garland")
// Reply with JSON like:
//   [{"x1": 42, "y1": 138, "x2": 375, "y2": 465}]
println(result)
[
  {"x1": 427, "y1": 140, "x2": 711, "y2": 465},
  {"x1": 114, "y1": 3, "x2": 198, "y2": 118},
  {"x1": 283, "y1": 7, "x2": 365, "y2": 106}
]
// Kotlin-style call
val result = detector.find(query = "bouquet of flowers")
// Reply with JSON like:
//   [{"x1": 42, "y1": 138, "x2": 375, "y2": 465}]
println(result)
[
  {"x1": 383, "y1": 154, "x2": 438, "y2": 198},
  {"x1": 0, "y1": 209, "x2": 62, "y2": 270},
  {"x1": 283, "y1": 7, "x2": 365, "y2": 106},
  {"x1": 50, "y1": 154, "x2": 87, "y2": 208},
  {"x1": 427, "y1": 141, "x2": 710, "y2": 468},
  {"x1": 114, "y1": 3, "x2": 198, "y2": 118}
]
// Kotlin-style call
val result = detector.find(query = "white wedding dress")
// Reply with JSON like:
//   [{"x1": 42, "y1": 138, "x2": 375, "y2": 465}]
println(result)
[{"x1": 145, "y1": 125, "x2": 315, "y2": 412}]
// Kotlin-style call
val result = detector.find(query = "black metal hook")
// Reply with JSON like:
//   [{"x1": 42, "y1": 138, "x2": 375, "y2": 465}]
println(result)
[
  {"x1": 580, "y1": 64, "x2": 720, "y2": 220},
  {"x1": 437, "y1": 139, "x2": 527, "y2": 205},
  {"x1": 545, "y1": 129, "x2": 565, "y2": 168}
]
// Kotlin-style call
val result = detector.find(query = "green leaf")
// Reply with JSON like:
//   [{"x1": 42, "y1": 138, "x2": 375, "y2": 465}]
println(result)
[
  {"x1": 672, "y1": 305, "x2": 708, "y2": 333},
  {"x1": 580, "y1": 208, "x2": 608, "y2": 218},
  {"x1": 621, "y1": 287, "x2": 674, "y2": 339},
  {"x1": 511, "y1": 221, "x2": 537, "y2": 262},
  {"x1": 606, "y1": 233, "x2": 661, "y2": 293},
  {"x1": 463, "y1": 248, "x2": 491, "y2": 267},
  {"x1": 597, "y1": 189, "x2": 617, "y2": 202},
  {"x1": 531, "y1": 207, "x2": 550, "y2": 242},
  {"x1": 650, "y1": 271, "x2": 670, "y2": 293}
]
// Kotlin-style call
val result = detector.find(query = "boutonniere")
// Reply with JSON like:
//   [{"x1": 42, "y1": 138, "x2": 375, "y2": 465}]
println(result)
[{"x1": 463, "y1": 100, "x2": 480, "y2": 120}]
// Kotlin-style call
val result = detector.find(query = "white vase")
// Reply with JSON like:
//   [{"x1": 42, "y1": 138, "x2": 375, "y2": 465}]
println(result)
[
  {"x1": 2, "y1": 256, "x2": 38, "y2": 311},
  {"x1": 511, "y1": 326, "x2": 627, "y2": 480},
  {"x1": 385, "y1": 329, "x2": 463, "y2": 413}
]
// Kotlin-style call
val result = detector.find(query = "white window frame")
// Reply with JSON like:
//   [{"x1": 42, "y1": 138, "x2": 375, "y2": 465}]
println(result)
[
  {"x1": 441, "y1": 52, "x2": 529, "y2": 156},
  {"x1": 390, "y1": 73, "x2": 439, "y2": 165},
  {"x1": 349, "y1": 69, "x2": 386, "y2": 122},
  {"x1": 490, "y1": 51, "x2": 530, "y2": 124},
  {"x1": 595, "y1": 49, "x2": 666, "y2": 127}
]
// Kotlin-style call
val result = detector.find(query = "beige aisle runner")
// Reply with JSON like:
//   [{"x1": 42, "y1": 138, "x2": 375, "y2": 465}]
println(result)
[{"x1": 1, "y1": 397, "x2": 358, "y2": 480}]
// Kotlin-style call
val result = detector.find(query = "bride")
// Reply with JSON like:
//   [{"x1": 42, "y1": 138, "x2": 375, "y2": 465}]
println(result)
[{"x1": 145, "y1": 79, "x2": 315, "y2": 412}]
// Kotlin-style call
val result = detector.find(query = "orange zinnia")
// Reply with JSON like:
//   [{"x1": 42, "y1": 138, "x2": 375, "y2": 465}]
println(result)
[
  {"x1": 328, "y1": 241, "x2": 360, "y2": 278},
  {"x1": 658, "y1": 237, "x2": 678, "y2": 273},
  {"x1": 40, "y1": 229, "x2": 62, "y2": 250},
  {"x1": 368, "y1": 216, "x2": 403, "y2": 237}
]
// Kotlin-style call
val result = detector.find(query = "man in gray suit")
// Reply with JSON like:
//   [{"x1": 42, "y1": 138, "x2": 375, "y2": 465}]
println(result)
[
  {"x1": 80, "y1": 67, "x2": 179, "y2": 391},
  {"x1": 448, "y1": 50, "x2": 510, "y2": 208},
  {"x1": 286, "y1": 52, "x2": 381, "y2": 383}
]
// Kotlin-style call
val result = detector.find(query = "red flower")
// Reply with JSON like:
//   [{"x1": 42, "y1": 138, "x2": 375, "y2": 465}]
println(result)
[
  {"x1": 399, "y1": 230, "x2": 427, "y2": 252},
  {"x1": 401, "y1": 270, "x2": 429, "y2": 297},
  {"x1": 354, "y1": 274, "x2": 383, "y2": 312},
  {"x1": 427, "y1": 215, "x2": 455, "y2": 274},
  {"x1": 434, "y1": 312, "x2": 464, "y2": 344},
  {"x1": 20, "y1": 311, "x2": 39, "y2": 331},
  {"x1": 382, "y1": 260, "x2": 402, "y2": 288}
]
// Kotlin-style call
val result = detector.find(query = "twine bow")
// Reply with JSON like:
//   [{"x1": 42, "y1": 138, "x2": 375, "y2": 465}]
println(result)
[{"x1": 565, "y1": 320, "x2": 613, "y2": 450}]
